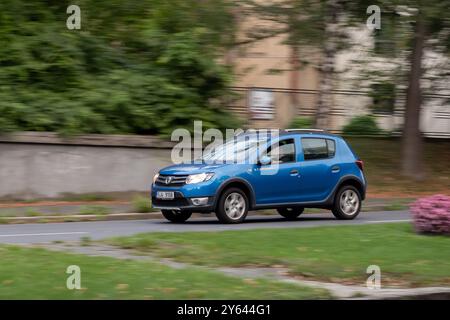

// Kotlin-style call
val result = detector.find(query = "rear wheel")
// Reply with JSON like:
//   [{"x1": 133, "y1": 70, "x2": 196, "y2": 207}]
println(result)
[
  {"x1": 216, "y1": 188, "x2": 249, "y2": 224},
  {"x1": 161, "y1": 209, "x2": 192, "y2": 223},
  {"x1": 332, "y1": 185, "x2": 361, "y2": 220},
  {"x1": 277, "y1": 207, "x2": 304, "y2": 220}
]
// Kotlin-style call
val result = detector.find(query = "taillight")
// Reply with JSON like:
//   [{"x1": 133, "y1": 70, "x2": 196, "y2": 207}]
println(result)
[{"x1": 355, "y1": 159, "x2": 364, "y2": 171}]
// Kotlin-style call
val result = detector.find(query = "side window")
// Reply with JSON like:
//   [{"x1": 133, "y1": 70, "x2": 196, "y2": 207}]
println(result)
[
  {"x1": 327, "y1": 139, "x2": 335, "y2": 157},
  {"x1": 302, "y1": 138, "x2": 335, "y2": 160},
  {"x1": 266, "y1": 139, "x2": 296, "y2": 164}
]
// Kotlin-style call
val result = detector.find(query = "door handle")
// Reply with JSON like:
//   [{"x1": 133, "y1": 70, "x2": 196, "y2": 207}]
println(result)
[
  {"x1": 331, "y1": 165, "x2": 340, "y2": 173},
  {"x1": 290, "y1": 169, "x2": 299, "y2": 176}
]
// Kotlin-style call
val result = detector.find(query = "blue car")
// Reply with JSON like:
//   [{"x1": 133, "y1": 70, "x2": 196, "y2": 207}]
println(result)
[{"x1": 151, "y1": 129, "x2": 366, "y2": 223}]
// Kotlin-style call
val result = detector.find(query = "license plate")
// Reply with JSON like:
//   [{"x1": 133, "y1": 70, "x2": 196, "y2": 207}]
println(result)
[{"x1": 156, "y1": 191, "x2": 174, "y2": 200}]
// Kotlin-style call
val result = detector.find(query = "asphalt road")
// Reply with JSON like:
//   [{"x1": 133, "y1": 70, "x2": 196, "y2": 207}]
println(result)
[{"x1": 0, "y1": 210, "x2": 411, "y2": 244}]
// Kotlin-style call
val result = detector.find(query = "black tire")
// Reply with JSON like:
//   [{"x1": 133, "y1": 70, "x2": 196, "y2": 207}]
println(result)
[
  {"x1": 277, "y1": 207, "x2": 304, "y2": 220},
  {"x1": 215, "y1": 187, "x2": 249, "y2": 224},
  {"x1": 332, "y1": 185, "x2": 361, "y2": 220},
  {"x1": 161, "y1": 210, "x2": 192, "y2": 223}
]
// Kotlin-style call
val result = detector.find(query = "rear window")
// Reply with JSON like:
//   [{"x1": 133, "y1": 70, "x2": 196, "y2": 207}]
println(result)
[{"x1": 302, "y1": 138, "x2": 335, "y2": 160}]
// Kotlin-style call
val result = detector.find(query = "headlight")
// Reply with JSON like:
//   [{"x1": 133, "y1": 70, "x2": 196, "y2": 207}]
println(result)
[
  {"x1": 152, "y1": 173, "x2": 159, "y2": 184},
  {"x1": 185, "y1": 173, "x2": 214, "y2": 184}
]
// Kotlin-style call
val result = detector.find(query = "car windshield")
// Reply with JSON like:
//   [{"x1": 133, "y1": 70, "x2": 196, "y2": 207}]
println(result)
[{"x1": 201, "y1": 135, "x2": 266, "y2": 163}]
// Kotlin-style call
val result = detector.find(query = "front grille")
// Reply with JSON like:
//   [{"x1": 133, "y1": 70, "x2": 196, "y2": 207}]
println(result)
[{"x1": 155, "y1": 174, "x2": 188, "y2": 186}]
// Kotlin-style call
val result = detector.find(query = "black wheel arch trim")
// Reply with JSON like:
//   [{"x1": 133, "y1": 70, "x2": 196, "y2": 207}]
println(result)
[
  {"x1": 330, "y1": 175, "x2": 366, "y2": 202},
  {"x1": 213, "y1": 177, "x2": 256, "y2": 210}
]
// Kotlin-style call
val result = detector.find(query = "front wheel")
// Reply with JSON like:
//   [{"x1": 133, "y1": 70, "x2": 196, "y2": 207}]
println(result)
[
  {"x1": 332, "y1": 186, "x2": 361, "y2": 220},
  {"x1": 216, "y1": 188, "x2": 249, "y2": 224},
  {"x1": 161, "y1": 210, "x2": 192, "y2": 223},
  {"x1": 277, "y1": 207, "x2": 304, "y2": 220}
]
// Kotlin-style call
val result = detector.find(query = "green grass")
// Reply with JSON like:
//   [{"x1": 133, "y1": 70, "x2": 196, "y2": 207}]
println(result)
[
  {"x1": 0, "y1": 246, "x2": 329, "y2": 299},
  {"x1": 0, "y1": 193, "x2": 115, "y2": 204},
  {"x1": 382, "y1": 200, "x2": 410, "y2": 211},
  {"x1": 346, "y1": 137, "x2": 450, "y2": 195},
  {"x1": 58, "y1": 193, "x2": 114, "y2": 202},
  {"x1": 80, "y1": 236, "x2": 92, "y2": 247},
  {"x1": 24, "y1": 209, "x2": 42, "y2": 217},
  {"x1": 108, "y1": 223, "x2": 450, "y2": 287},
  {"x1": 131, "y1": 196, "x2": 155, "y2": 213},
  {"x1": 78, "y1": 205, "x2": 111, "y2": 216}
]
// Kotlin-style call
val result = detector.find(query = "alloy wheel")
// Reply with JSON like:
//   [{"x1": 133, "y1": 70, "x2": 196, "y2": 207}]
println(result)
[
  {"x1": 224, "y1": 192, "x2": 246, "y2": 220},
  {"x1": 339, "y1": 189, "x2": 359, "y2": 215}
]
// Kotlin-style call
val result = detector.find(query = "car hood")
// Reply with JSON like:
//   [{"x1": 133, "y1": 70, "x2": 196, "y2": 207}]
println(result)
[{"x1": 159, "y1": 163, "x2": 230, "y2": 175}]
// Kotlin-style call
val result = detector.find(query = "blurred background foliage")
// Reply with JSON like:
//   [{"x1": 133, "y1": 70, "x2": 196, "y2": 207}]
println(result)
[
  {"x1": 288, "y1": 117, "x2": 313, "y2": 129},
  {"x1": 342, "y1": 115, "x2": 382, "y2": 136},
  {"x1": 0, "y1": 0, "x2": 240, "y2": 136}
]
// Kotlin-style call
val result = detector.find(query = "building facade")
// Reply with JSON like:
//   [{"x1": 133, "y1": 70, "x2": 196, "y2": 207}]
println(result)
[{"x1": 226, "y1": 18, "x2": 450, "y2": 138}]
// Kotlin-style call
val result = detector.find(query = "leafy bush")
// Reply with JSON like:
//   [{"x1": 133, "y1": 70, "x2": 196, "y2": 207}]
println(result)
[
  {"x1": 343, "y1": 115, "x2": 382, "y2": 136},
  {"x1": 411, "y1": 195, "x2": 450, "y2": 235},
  {"x1": 288, "y1": 117, "x2": 313, "y2": 129},
  {"x1": 132, "y1": 196, "x2": 154, "y2": 213}
]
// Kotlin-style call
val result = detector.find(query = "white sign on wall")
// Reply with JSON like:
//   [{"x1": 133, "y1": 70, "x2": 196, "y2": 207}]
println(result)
[{"x1": 249, "y1": 88, "x2": 275, "y2": 120}]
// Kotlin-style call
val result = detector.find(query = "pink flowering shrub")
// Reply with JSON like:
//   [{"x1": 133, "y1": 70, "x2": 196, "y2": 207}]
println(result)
[{"x1": 411, "y1": 194, "x2": 450, "y2": 235}]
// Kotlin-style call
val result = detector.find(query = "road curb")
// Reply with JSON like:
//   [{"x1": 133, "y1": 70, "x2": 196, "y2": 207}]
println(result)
[{"x1": 0, "y1": 212, "x2": 163, "y2": 224}]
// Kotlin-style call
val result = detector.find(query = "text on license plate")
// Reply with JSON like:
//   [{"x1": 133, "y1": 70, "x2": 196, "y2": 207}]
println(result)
[{"x1": 156, "y1": 191, "x2": 174, "y2": 200}]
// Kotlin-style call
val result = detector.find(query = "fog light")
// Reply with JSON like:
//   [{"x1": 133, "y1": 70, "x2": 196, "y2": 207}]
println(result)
[{"x1": 191, "y1": 197, "x2": 209, "y2": 206}]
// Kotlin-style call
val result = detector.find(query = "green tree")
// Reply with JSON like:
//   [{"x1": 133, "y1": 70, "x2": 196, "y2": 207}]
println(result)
[
  {"x1": 240, "y1": 0, "x2": 349, "y2": 129},
  {"x1": 346, "y1": 0, "x2": 450, "y2": 179},
  {"x1": 0, "y1": 0, "x2": 240, "y2": 136}
]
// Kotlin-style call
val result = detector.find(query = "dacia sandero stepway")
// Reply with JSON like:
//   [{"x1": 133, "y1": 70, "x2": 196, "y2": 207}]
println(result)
[{"x1": 151, "y1": 129, "x2": 366, "y2": 224}]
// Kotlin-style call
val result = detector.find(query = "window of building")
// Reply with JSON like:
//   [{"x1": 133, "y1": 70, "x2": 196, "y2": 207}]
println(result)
[{"x1": 370, "y1": 82, "x2": 396, "y2": 114}]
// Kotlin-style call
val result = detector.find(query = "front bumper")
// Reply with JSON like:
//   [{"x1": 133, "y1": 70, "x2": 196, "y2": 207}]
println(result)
[{"x1": 151, "y1": 190, "x2": 215, "y2": 212}]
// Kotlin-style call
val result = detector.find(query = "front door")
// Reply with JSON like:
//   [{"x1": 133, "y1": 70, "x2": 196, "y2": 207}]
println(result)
[{"x1": 249, "y1": 138, "x2": 302, "y2": 205}]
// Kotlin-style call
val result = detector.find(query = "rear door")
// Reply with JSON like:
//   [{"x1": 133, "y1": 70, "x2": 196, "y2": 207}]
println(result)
[{"x1": 297, "y1": 137, "x2": 341, "y2": 202}]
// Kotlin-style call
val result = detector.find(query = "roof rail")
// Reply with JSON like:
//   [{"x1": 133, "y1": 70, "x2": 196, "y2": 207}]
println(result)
[{"x1": 284, "y1": 128, "x2": 325, "y2": 132}]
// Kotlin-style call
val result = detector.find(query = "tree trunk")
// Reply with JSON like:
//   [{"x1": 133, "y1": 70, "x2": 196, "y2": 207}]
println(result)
[
  {"x1": 315, "y1": 0, "x2": 338, "y2": 130},
  {"x1": 315, "y1": 45, "x2": 335, "y2": 130},
  {"x1": 289, "y1": 45, "x2": 300, "y2": 108},
  {"x1": 402, "y1": 16, "x2": 425, "y2": 180}
]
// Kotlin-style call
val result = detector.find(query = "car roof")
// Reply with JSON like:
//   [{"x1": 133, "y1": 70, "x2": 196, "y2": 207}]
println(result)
[{"x1": 280, "y1": 129, "x2": 340, "y2": 138}]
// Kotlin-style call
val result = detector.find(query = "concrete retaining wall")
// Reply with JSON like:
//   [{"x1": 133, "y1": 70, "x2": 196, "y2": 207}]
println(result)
[{"x1": 0, "y1": 132, "x2": 175, "y2": 199}]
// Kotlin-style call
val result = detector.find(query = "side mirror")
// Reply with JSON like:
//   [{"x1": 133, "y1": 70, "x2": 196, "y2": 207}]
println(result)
[{"x1": 259, "y1": 155, "x2": 271, "y2": 166}]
